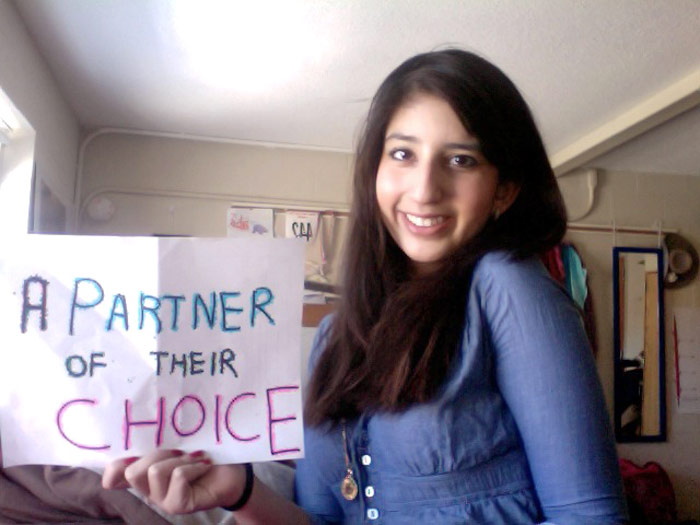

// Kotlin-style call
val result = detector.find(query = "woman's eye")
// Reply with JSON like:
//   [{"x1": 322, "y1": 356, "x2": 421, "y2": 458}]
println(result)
[
  {"x1": 389, "y1": 148, "x2": 413, "y2": 162},
  {"x1": 449, "y1": 154, "x2": 478, "y2": 168}
]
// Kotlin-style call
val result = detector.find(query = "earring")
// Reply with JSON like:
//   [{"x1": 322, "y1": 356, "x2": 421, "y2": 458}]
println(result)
[{"x1": 493, "y1": 208, "x2": 501, "y2": 221}]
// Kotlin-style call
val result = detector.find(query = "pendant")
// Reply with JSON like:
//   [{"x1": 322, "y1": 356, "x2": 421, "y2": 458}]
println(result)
[{"x1": 341, "y1": 471, "x2": 358, "y2": 501}]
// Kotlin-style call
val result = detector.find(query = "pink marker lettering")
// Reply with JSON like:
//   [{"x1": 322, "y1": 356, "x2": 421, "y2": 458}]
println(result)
[
  {"x1": 123, "y1": 397, "x2": 165, "y2": 450},
  {"x1": 214, "y1": 394, "x2": 222, "y2": 444},
  {"x1": 266, "y1": 386, "x2": 301, "y2": 456},
  {"x1": 225, "y1": 392, "x2": 260, "y2": 442},
  {"x1": 56, "y1": 399, "x2": 110, "y2": 450},
  {"x1": 171, "y1": 395, "x2": 206, "y2": 437}
]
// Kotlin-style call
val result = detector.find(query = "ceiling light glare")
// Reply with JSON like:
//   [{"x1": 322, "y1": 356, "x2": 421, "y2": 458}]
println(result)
[{"x1": 172, "y1": 0, "x2": 319, "y2": 93}]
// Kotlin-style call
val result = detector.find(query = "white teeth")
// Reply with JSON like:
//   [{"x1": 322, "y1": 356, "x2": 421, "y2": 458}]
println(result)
[{"x1": 405, "y1": 213, "x2": 445, "y2": 227}]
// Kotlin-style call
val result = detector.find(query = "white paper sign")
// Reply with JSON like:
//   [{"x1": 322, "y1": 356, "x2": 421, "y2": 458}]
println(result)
[
  {"x1": 285, "y1": 211, "x2": 319, "y2": 243},
  {"x1": 227, "y1": 208, "x2": 274, "y2": 237},
  {"x1": 674, "y1": 308, "x2": 700, "y2": 414},
  {"x1": 0, "y1": 235, "x2": 305, "y2": 467}
]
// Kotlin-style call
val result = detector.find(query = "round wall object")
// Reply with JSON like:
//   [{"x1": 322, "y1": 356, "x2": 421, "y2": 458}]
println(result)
[
  {"x1": 663, "y1": 233, "x2": 698, "y2": 289},
  {"x1": 86, "y1": 196, "x2": 116, "y2": 222}
]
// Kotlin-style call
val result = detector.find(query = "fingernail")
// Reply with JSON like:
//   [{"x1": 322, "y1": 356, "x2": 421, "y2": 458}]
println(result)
[
  {"x1": 123, "y1": 456, "x2": 140, "y2": 466},
  {"x1": 198, "y1": 458, "x2": 212, "y2": 465},
  {"x1": 171, "y1": 450, "x2": 185, "y2": 457},
  {"x1": 189, "y1": 450, "x2": 206, "y2": 458}
]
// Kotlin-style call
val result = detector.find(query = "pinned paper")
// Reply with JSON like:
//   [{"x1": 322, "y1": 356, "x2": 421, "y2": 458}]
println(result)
[
  {"x1": 674, "y1": 308, "x2": 700, "y2": 413},
  {"x1": 0, "y1": 235, "x2": 305, "y2": 467},
  {"x1": 285, "y1": 211, "x2": 319, "y2": 243},
  {"x1": 227, "y1": 208, "x2": 274, "y2": 237}
]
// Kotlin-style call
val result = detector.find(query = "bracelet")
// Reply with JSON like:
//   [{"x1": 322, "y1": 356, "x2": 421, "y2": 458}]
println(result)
[{"x1": 222, "y1": 463, "x2": 254, "y2": 512}]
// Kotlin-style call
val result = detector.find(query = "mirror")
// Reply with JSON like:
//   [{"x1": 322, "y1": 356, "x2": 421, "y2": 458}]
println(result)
[{"x1": 613, "y1": 247, "x2": 666, "y2": 442}]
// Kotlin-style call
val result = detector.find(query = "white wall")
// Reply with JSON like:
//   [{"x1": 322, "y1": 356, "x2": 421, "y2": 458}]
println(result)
[
  {"x1": 78, "y1": 131, "x2": 353, "y2": 283},
  {"x1": 565, "y1": 170, "x2": 700, "y2": 520},
  {"x1": 0, "y1": 125, "x2": 34, "y2": 234},
  {"x1": 78, "y1": 132, "x2": 353, "y2": 224},
  {"x1": 0, "y1": 0, "x2": 80, "y2": 230}
]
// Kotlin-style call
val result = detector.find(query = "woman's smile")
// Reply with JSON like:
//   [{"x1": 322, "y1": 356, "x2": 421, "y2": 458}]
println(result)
[{"x1": 401, "y1": 211, "x2": 451, "y2": 235}]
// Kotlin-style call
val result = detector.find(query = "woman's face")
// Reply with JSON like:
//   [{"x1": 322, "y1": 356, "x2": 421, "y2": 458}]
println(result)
[{"x1": 375, "y1": 93, "x2": 516, "y2": 273}]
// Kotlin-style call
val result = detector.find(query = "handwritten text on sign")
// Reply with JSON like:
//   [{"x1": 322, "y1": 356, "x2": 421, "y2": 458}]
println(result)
[{"x1": 0, "y1": 236, "x2": 305, "y2": 467}]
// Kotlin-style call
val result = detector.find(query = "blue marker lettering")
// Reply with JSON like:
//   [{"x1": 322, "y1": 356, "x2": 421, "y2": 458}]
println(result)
[
  {"x1": 162, "y1": 295, "x2": 185, "y2": 331},
  {"x1": 220, "y1": 292, "x2": 242, "y2": 332},
  {"x1": 69, "y1": 278, "x2": 104, "y2": 336},
  {"x1": 192, "y1": 292, "x2": 217, "y2": 329},
  {"x1": 139, "y1": 293, "x2": 162, "y2": 333},
  {"x1": 251, "y1": 287, "x2": 275, "y2": 327},
  {"x1": 106, "y1": 294, "x2": 129, "y2": 331}
]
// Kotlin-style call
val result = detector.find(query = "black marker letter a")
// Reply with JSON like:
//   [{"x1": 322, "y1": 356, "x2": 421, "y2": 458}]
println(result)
[{"x1": 21, "y1": 276, "x2": 49, "y2": 333}]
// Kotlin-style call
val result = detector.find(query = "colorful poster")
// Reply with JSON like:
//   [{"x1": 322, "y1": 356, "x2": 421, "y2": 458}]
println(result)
[
  {"x1": 0, "y1": 235, "x2": 305, "y2": 467},
  {"x1": 227, "y1": 208, "x2": 274, "y2": 237}
]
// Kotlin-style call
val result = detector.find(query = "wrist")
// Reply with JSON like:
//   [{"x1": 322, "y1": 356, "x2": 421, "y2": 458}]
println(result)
[{"x1": 222, "y1": 463, "x2": 254, "y2": 512}]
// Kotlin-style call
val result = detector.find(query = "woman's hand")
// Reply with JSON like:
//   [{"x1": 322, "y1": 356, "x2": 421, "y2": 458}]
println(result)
[{"x1": 102, "y1": 449, "x2": 246, "y2": 515}]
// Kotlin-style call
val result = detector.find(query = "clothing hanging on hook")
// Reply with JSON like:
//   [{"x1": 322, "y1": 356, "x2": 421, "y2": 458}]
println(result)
[
  {"x1": 320, "y1": 212, "x2": 336, "y2": 279},
  {"x1": 303, "y1": 212, "x2": 327, "y2": 282}
]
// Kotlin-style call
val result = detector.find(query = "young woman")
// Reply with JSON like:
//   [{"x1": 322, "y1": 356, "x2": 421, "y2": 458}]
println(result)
[{"x1": 103, "y1": 50, "x2": 628, "y2": 524}]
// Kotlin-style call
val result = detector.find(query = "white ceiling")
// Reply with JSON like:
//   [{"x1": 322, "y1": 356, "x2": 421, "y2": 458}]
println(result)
[{"x1": 13, "y1": 0, "x2": 700, "y2": 175}]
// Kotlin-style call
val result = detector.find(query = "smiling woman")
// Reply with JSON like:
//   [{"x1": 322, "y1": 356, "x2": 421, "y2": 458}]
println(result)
[
  {"x1": 298, "y1": 49, "x2": 627, "y2": 524},
  {"x1": 375, "y1": 94, "x2": 518, "y2": 272}
]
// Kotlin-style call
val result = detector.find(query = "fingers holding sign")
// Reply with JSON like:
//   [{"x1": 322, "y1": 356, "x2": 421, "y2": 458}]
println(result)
[{"x1": 103, "y1": 450, "x2": 245, "y2": 515}]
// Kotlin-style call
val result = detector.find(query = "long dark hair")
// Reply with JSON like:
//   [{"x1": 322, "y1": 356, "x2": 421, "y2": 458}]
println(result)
[{"x1": 305, "y1": 49, "x2": 567, "y2": 425}]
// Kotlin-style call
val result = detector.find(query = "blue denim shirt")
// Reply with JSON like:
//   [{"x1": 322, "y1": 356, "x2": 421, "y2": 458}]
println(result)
[{"x1": 295, "y1": 252, "x2": 628, "y2": 524}]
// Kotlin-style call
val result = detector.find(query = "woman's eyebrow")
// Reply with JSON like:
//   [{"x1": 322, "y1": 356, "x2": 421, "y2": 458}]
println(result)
[
  {"x1": 445, "y1": 141, "x2": 482, "y2": 151},
  {"x1": 385, "y1": 133, "x2": 481, "y2": 150},
  {"x1": 385, "y1": 132, "x2": 418, "y2": 142}
]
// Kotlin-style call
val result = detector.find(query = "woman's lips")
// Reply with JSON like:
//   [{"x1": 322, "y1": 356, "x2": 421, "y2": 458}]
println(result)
[{"x1": 400, "y1": 212, "x2": 451, "y2": 235}]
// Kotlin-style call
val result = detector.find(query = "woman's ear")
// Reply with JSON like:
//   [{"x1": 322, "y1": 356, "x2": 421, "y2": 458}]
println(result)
[{"x1": 493, "y1": 182, "x2": 520, "y2": 218}]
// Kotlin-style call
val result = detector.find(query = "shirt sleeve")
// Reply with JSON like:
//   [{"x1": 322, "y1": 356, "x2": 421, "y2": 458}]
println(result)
[
  {"x1": 478, "y1": 254, "x2": 628, "y2": 524},
  {"x1": 294, "y1": 315, "x2": 343, "y2": 523}
]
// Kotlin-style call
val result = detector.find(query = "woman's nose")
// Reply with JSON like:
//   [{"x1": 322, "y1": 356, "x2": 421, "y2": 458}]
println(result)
[{"x1": 409, "y1": 159, "x2": 443, "y2": 203}]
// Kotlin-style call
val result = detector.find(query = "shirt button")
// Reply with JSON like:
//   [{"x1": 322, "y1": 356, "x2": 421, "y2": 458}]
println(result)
[
  {"x1": 367, "y1": 508, "x2": 379, "y2": 520},
  {"x1": 365, "y1": 486, "x2": 375, "y2": 498},
  {"x1": 361, "y1": 454, "x2": 372, "y2": 466}
]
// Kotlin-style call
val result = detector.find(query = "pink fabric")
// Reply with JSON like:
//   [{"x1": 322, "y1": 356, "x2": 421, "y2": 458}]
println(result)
[{"x1": 540, "y1": 245, "x2": 565, "y2": 284}]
